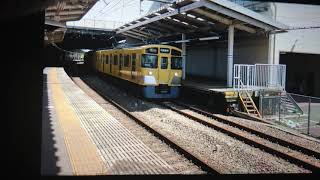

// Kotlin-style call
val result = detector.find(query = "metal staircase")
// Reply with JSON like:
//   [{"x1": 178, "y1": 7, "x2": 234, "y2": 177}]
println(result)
[
  {"x1": 280, "y1": 91, "x2": 303, "y2": 115},
  {"x1": 239, "y1": 90, "x2": 262, "y2": 118}
]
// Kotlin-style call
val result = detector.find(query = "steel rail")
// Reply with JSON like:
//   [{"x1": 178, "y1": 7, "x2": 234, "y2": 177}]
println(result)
[
  {"x1": 79, "y1": 78, "x2": 221, "y2": 175},
  {"x1": 160, "y1": 101, "x2": 320, "y2": 173},
  {"x1": 172, "y1": 100, "x2": 320, "y2": 160}
]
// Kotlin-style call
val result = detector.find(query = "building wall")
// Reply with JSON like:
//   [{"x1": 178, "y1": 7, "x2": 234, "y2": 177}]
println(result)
[
  {"x1": 280, "y1": 53, "x2": 320, "y2": 97},
  {"x1": 186, "y1": 36, "x2": 269, "y2": 80},
  {"x1": 271, "y1": 3, "x2": 320, "y2": 64}
]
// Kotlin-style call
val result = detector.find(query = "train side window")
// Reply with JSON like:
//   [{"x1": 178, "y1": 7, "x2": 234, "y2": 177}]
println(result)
[
  {"x1": 106, "y1": 55, "x2": 109, "y2": 64},
  {"x1": 114, "y1": 55, "x2": 118, "y2": 65},
  {"x1": 124, "y1": 55, "x2": 129, "y2": 67},
  {"x1": 132, "y1": 54, "x2": 136, "y2": 70},
  {"x1": 171, "y1": 49, "x2": 181, "y2": 56},
  {"x1": 132, "y1": 54, "x2": 136, "y2": 62}
]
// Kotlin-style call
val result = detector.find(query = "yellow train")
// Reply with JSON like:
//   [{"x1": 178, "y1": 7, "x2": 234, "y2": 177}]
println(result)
[{"x1": 85, "y1": 44, "x2": 183, "y2": 98}]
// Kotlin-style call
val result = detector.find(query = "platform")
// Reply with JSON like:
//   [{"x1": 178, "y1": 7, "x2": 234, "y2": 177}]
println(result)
[
  {"x1": 182, "y1": 78, "x2": 234, "y2": 92},
  {"x1": 41, "y1": 67, "x2": 176, "y2": 175},
  {"x1": 182, "y1": 77, "x2": 238, "y2": 100}
]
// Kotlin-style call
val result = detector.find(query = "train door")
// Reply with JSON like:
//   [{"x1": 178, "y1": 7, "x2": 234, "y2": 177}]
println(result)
[
  {"x1": 113, "y1": 54, "x2": 118, "y2": 76},
  {"x1": 158, "y1": 55, "x2": 170, "y2": 84},
  {"x1": 110, "y1": 54, "x2": 112, "y2": 74},
  {"x1": 131, "y1": 53, "x2": 136, "y2": 80},
  {"x1": 119, "y1": 54, "x2": 122, "y2": 76},
  {"x1": 102, "y1": 54, "x2": 105, "y2": 72},
  {"x1": 105, "y1": 54, "x2": 110, "y2": 74}
]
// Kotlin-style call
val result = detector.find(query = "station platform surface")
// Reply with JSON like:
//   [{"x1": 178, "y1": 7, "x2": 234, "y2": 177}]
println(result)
[
  {"x1": 182, "y1": 78, "x2": 235, "y2": 93},
  {"x1": 41, "y1": 67, "x2": 176, "y2": 175}
]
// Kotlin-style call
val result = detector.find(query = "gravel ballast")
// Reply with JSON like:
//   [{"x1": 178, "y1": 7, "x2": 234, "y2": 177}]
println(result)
[
  {"x1": 72, "y1": 77, "x2": 205, "y2": 174},
  {"x1": 80, "y1": 75, "x2": 311, "y2": 173}
]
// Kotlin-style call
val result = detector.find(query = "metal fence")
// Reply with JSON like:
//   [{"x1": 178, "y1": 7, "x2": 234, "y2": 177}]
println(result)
[
  {"x1": 260, "y1": 92, "x2": 320, "y2": 138},
  {"x1": 234, "y1": 64, "x2": 286, "y2": 91}
]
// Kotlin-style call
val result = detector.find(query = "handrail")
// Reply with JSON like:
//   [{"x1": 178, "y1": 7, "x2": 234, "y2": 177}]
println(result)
[
  {"x1": 287, "y1": 93, "x2": 320, "y2": 100},
  {"x1": 286, "y1": 93, "x2": 304, "y2": 114},
  {"x1": 233, "y1": 64, "x2": 286, "y2": 91}
]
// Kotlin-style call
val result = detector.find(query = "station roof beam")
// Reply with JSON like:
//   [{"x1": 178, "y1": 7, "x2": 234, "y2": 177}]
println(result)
[
  {"x1": 44, "y1": 0, "x2": 98, "y2": 44},
  {"x1": 116, "y1": 0, "x2": 288, "y2": 40}
]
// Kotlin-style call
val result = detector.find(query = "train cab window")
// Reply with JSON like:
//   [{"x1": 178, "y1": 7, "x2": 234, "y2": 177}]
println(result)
[
  {"x1": 161, "y1": 57, "x2": 168, "y2": 69},
  {"x1": 113, "y1": 55, "x2": 118, "y2": 65},
  {"x1": 171, "y1": 56, "x2": 182, "y2": 69},
  {"x1": 141, "y1": 54, "x2": 158, "y2": 68}
]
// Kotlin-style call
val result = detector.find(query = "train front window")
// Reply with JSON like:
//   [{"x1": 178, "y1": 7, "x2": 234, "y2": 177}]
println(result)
[
  {"x1": 161, "y1": 57, "x2": 168, "y2": 69},
  {"x1": 141, "y1": 54, "x2": 158, "y2": 68},
  {"x1": 171, "y1": 57, "x2": 182, "y2": 69}
]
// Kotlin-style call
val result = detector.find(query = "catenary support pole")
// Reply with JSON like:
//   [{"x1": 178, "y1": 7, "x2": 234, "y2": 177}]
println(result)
[
  {"x1": 182, "y1": 33, "x2": 186, "y2": 80},
  {"x1": 227, "y1": 25, "x2": 234, "y2": 87}
]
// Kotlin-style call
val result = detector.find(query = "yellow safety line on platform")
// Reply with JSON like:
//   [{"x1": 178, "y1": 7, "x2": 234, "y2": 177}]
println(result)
[{"x1": 48, "y1": 68, "x2": 106, "y2": 175}]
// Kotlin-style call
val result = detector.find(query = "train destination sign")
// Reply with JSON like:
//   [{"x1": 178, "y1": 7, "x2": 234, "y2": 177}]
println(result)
[
  {"x1": 160, "y1": 48, "x2": 170, "y2": 53},
  {"x1": 146, "y1": 48, "x2": 158, "y2": 54}
]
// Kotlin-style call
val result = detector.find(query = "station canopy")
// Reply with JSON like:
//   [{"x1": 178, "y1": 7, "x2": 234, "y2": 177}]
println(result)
[
  {"x1": 44, "y1": 0, "x2": 98, "y2": 44},
  {"x1": 45, "y1": 0, "x2": 97, "y2": 22},
  {"x1": 115, "y1": 0, "x2": 288, "y2": 41}
]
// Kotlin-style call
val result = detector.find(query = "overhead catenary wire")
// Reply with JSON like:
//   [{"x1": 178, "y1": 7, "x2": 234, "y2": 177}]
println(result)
[
  {"x1": 103, "y1": 0, "x2": 137, "y2": 16},
  {"x1": 101, "y1": 0, "x2": 123, "y2": 15}
]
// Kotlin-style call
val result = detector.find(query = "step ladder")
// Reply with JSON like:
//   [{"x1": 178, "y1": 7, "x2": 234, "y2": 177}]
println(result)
[
  {"x1": 236, "y1": 79, "x2": 261, "y2": 118},
  {"x1": 239, "y1": 91, "x2": 261, "y2": 118}
]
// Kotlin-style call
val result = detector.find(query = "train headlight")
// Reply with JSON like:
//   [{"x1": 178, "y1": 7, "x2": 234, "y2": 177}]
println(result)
[
  {"x1": 174, "y1": 72, "x2": 178, "y2": 76},
  {"x1": 148, "y1": 71, "x2": 153, "y2": 75}
]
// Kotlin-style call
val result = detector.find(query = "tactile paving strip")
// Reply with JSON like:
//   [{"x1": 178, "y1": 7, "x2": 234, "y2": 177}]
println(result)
[
  {"x1": 45, "y1": 68, "x2": 106, "y2": 175},
  {"x1": 55, "y1": 68, "x2": 176, "y2": 174}
]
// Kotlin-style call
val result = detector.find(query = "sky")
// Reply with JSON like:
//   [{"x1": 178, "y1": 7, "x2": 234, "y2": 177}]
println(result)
[{"x1": 66, "y1": 0, "x2": 156, "y2": 29}]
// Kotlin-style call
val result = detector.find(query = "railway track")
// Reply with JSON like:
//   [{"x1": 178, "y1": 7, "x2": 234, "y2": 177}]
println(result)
[
  {"x1": 67, "y1": 67, "x2": 318, "y2": 174},
  {"x1": 159, "y1": 100, "x2": 320, "y2": 173},
  {"x1": 73, "y1": 76, "x2": 221, "y2": 174}
]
